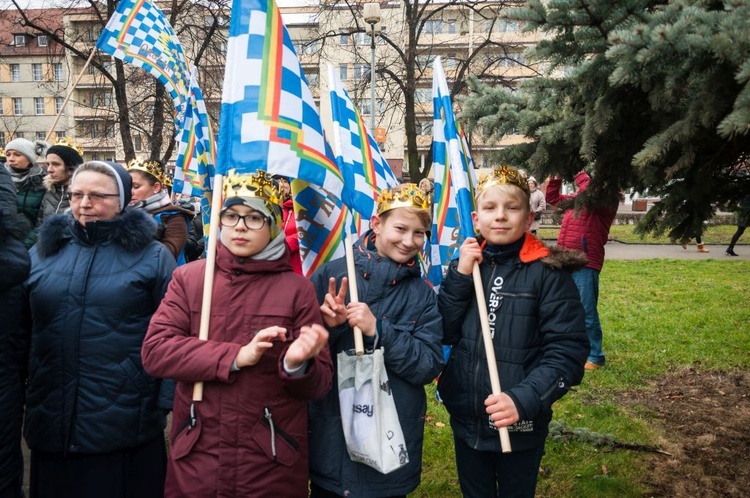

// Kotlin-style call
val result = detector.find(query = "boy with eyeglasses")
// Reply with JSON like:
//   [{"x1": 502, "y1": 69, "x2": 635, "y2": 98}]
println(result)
[{"x1": 142, "y1": 169, "x2": 333, "y2": 497}]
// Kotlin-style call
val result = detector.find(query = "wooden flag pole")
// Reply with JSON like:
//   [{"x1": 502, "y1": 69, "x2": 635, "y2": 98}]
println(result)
[
  {"x1": 472, "y1": 262, "x2": 512, "y2": 453},
  {"x1": 344, "y1": 231, "x2": 365, "y2": 355},
  {"x1": 45, "y1": 50, "x2": 97, "y2": 142},
  {"x1": 192, "y1": 173, "x2": 224, "y2": 402}
]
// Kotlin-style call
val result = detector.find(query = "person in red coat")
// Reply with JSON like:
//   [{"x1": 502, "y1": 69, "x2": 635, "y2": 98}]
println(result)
[
  {"x1": 545, "y1": 171, "x2": 618, "y2": 371},
  {"x1": 142, "y1": 169, "x2": 333, "y2": 497},
  {"x1": 276, "y1": 175, "x2": 303, "y2": 275}
]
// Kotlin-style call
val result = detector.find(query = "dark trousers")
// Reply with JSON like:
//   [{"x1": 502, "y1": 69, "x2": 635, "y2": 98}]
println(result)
[
  {"x1": 453, "y1": 436, "x2": 544, "y2": 498},
  {"x1": 309, "y1": 482, "x2": 405, "y2": 498},
  {"x1": 30, "y1": 435, "x2": 166, "y2": 498}
]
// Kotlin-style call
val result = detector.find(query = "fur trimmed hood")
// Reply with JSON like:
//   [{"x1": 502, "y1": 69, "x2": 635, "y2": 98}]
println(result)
[
  {"x1": 541, "y1": 244, "x2": 589, "y2": 271},
  {"x1": 37, "y1": 208, "x2": 157, "y2": 258}
]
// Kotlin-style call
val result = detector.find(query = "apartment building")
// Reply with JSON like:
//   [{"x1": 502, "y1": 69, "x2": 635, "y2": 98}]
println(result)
[{"x1": 1, "y1": 2, "x2": 537, "y2": 175}]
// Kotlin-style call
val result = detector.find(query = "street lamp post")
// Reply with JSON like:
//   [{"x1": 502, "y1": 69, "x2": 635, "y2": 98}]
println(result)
[{"x1": 363, "y1": 3, "x2": 381, "y2": 134}]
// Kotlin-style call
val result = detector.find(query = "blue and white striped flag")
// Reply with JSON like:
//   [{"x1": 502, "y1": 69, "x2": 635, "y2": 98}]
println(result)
[
  {"x1": 217, "y1": 0, "x2": 344, "y2": 201},
  {"x1": 96, "y1": 0, "x2": 190, "y2": 120},
  {"x1": 328, "y1": 64, "x2": 399, "y2": 234}
]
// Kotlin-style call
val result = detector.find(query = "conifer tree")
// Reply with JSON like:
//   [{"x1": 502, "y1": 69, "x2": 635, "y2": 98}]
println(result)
[{"x1": 461, "y1": 0, "x2": 750, "y2": 240}]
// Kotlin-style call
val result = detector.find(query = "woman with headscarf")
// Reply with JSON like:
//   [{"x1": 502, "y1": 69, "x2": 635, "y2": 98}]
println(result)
[
  {"x1": 24, "y1": 161, "x2": 176, "y2": 498},
  {"x1": 38, "y1": 138, "x2": 85, "y2": 223},
  {"x1": 3, "y1": 138, "x2": 49, "y2": 246}
]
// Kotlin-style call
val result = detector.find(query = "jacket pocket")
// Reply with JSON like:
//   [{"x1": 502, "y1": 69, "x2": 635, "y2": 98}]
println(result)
[
  {"x1": 170, "y1": 416, "x2": 202, "y2": 460},
  {"x1": 252, "y1": 405, "x2": 300, "y2": 467}
]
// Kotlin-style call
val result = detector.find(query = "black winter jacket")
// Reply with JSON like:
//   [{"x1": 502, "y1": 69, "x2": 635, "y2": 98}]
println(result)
[
  {"x1": 309, "y1": 231, "x2": 444, "y2": 498},
  {"x1": 23, "y1": 209, "x2": 176, "y2": 454},
  {"x1": 438, "y1": 234, "x2": 589, "y2": 452},
  {"x1": 0, "y1": 166, "x2": 31, "y2": 492}
]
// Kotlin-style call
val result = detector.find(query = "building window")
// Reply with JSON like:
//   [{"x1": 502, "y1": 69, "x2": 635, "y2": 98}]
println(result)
[
  {"x1": 92, "y1": 92, "x2": 112, "y2": 108},
  {"x1": 339, "y1": 64, "x2": 348, "y2": 81},
  {"x1": 55, "y1": 97, "x2": 64, "y2": 114},
  {"x1": 37, "y1": 35, "x2": 48, "y2": 47},
  {"x1": 353, "y1": 64, "x2": 368, "y2": 80},
  {"x1": 339, "y1": 30, "x2": 349, "y2": 45},
  {"x1": 36, "y1": 132, "x2": 46, "y2": 141},
  {"x1": 14, "y1": 34, "x2": 26, "y2": 47},
  {"x1": 35, "y1": 97, "x2": 45, "y2": 115},
  {"x1": 420, "y1": 121, "x2": 433, "y2": 135},
  {"x1": 497, "y1": 19, "x2": 519, "y2": 33},
  {"x1": 134, "y1": 135, "x2": 142, "y2": 151},
  {"x1": 16, "y1": 132, "x2": 25, "y2": 139},
  {"x1": 447, "y1": 19, "x2": 457, "y2": 34},
  {"x1": 13, "y1": 98, "x2": 23, "y2": 115},
  {"x1": 32, "y1": 63, "x2": 43, "y2": 81},
  {"x1": 11, "y1": 64, "x2": 21, "y2": 82},
  {"x1": 0, "y1": 100, "x2": 3, "y2": 115},
  {"x1": 306, "y1": 73, "x2": 319, "y2": 88},
  {"x1": 424, "y1": 20, "x2": 443, "y2": 34},
  {"x1": 56, "y1": 131, "x2": 66, "y2": 140},
  {"x1": 54, "y1": 63, "x2": 64, "y2": 81},
  {"x1": 415, "y1": 88, "x2": 431, "y2": 103}
]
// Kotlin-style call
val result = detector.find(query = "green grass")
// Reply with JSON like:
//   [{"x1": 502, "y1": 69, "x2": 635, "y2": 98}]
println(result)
[
  {"x1": 537, "y1": 224, "x2": 743, "y2": 245},
  {"x1": 413, "y1": 260, "x2": 750, "y2": 497}
]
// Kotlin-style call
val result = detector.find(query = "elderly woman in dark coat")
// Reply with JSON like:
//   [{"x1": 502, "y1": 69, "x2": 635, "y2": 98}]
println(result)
[
  {"x1": 23, "y1": 161, "x2": 176, "y2": 498},
  {"x1": 0, "y1": 166, "x2": 31, "y2": 498}
]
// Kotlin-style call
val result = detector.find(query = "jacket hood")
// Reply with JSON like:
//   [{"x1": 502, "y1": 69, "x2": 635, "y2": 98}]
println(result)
[
  {"x1": 36, "y1": 208, "x2": 157, "y2": 258},
  {"x1": 494, "y1": 233, "x2": 588, "y2": 271}
]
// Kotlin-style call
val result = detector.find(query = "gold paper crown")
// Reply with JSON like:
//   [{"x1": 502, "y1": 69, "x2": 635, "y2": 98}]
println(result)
[
  {"x1": 222, "y1": 169, "x2": 284, "y2": 208},
  {"x1": 476, "y1": 166, "x2": 530, "y2": 197},
  {"x1": 0, "y1": 148, "x2": 5, "y2": 159},
  {"x1": 376, "y1": 183, "x2": 431, "y2": 215},
  {"x1": 126, "y1": 158, "x2": 172, "y2": 187},
  {"x1": 53, "y1": 136, "x2": 84, "y2": 157}
]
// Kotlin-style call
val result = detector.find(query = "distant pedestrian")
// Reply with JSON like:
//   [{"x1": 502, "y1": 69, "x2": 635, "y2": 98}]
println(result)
[
  {"x1": 38, "y1": 138, "x2": 84, "y2": 223},
  {"x1": 546, "y1": 170, "x2": 618, "y2": 371},
  {"x1": 726, "y1": 194, "x2": 750, "y2": 256},
  {"x1": 528, "y1": 177, "x2": 545, "y2": 235}
]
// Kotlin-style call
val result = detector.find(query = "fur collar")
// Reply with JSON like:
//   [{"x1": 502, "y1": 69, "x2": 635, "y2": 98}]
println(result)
[
  {"x1": 540, "y1": 244, "x2": 589, "y2": 271},
  {"x1": 43, "y1": 175, "x2": 68, "y2": 193},
  {"x1": 37, "y1": 208, "x2": 157, "y2": 258}
]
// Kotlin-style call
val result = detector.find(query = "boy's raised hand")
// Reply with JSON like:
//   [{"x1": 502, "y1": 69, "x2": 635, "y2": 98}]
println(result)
[
  {"x1": 235, "y1": 326, "x2": 287, "y2": 368},
  {"x1": 285, "y1": 324, "x2": 329, "y2": 370},
  {"x1": 484, "y1": 393, "x2": 520, "y2": 428},
  {"x1": 320, "y1": 277, "x2": 348, "y2": 328},
  {"x1": 457, "y1": 237, "x2": 483, "y2": 275}
]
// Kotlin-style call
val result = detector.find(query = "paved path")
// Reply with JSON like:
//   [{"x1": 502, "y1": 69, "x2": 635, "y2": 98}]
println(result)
[{"x1": 603, "y1": 242, "x2": 749, "y2": 260}]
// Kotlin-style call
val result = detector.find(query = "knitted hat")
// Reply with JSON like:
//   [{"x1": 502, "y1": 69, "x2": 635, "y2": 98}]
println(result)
[
  {"x1": 71, "y1": 161, "x2": 133, "y2": 211},
  {"x1": 5, "y1": 138, "x2": 49, "y2": 165},
  {"x1": 47, "y1": 139, "x2": 84, "y2": 171}
]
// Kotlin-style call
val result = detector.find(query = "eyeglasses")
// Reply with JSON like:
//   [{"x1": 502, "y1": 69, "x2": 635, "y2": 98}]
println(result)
[
  {"x1": 67, "y1": 191, "x2": 120, "y2": 202},
  {"x1": 220, "y1": 212, "x2": 267, "y2": 230}
]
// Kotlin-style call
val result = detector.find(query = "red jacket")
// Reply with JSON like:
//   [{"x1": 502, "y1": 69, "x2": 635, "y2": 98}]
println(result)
[
  {"x1": 282, "y1": 198, "x2": 302, "y2": 275},
  {"x1": 545, "y1": 172, "x2": 617, "y2": 271},
  {"x1": 142, "y1": 242, "x2": 332, "y2": 497}
]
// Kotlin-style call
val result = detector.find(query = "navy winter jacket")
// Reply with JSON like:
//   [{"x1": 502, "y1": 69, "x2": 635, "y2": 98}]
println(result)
[
  {"x1": 309, "y1": 231, "x2": 444, "y2": 498},
  {"x1": 23, "y1": 209, "x2": 176, "y2": 454},
  {"x1": 438, "y1": 235, "x2": 589, "y2": 452}
]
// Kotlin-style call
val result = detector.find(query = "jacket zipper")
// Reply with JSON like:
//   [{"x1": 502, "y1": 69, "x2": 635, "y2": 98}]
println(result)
[
  {"x1": 264, "y1": 406, "x2": 276, "y2": 459},
  {"x1": 262, "y1": 406, "x2": 300, "y2": 460},
  {"x1": 473, "y1": 261, "x2": 499, "y2": 448},
  {"x1": 540, "y1": 376, "x2": 565, "y2": 403}
]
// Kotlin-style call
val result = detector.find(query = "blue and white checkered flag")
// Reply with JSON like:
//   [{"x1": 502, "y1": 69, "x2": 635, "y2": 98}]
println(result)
[
  {"x1": 96, "y1": 0, "x2": 190, "y2": 120},
  {"x1": 328, "y1": 64, "x2": 399, "y2": 234},
  {"x1": 217, "y1": 0, "x2": 344, "y2": 201}
]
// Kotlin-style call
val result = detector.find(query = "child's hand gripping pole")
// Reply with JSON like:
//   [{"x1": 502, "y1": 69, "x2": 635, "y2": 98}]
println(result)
[
  {"x1": 344, "y1": 232, "x2": 365, "y2": 355},
  {"x1": 472, "y1": 262, "x2": 512, "y2": 453}
]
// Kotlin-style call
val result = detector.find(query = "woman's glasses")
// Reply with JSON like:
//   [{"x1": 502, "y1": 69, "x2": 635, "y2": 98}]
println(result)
[
  {"x1": 220, "y1": 212, "x2": 267, "y2": 230},
  {"x1": 67, "y1": 192, "x2": 120, "y2": 202}
]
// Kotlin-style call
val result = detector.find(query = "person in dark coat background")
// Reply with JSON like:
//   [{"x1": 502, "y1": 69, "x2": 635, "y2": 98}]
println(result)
[
  {"x1": 23, "y1": 161, "x2": 176, "y2": 498},
  {"x1": 38, "y1": 138, "x2": 85, "y2": 223},
  {"x1": 0, "y1": 166, "x2": 32, "y2": 498}
]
